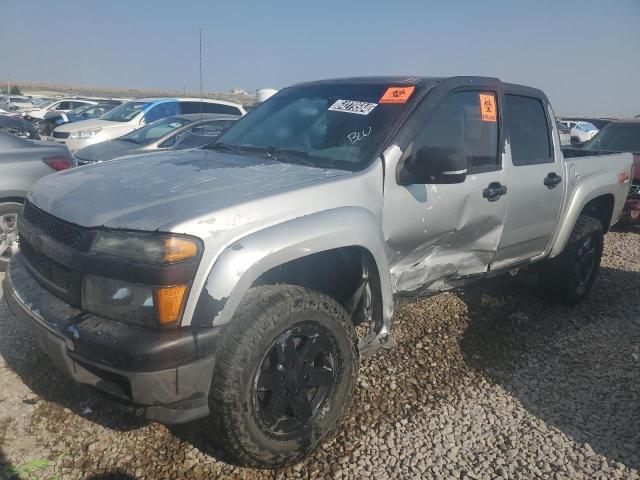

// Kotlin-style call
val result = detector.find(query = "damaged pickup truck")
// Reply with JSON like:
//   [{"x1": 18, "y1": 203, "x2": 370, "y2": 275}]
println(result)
[{"x1": 2, "y1": 76, "x2": 634, "y2": 468}]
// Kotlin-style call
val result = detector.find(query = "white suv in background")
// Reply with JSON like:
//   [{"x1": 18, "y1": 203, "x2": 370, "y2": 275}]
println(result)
[{"x1": 51, "y1": 97, "x2": 246, "y2": 151}]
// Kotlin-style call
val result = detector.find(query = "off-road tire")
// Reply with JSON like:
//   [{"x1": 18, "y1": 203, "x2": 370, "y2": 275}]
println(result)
[
  {"x1": 538, "y1": 215, "x2": 604, "y2": 304},
  {"x1": 206, "y1": 284, "x2": 358, "y2": 469}
]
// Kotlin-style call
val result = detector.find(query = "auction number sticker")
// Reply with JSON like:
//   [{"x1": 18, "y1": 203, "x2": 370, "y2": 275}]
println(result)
[
  {"x1": 479, "y1": 93, "x2": 497, "y2": 122},
  {"x1": 328, "y1": 99, "x2": 378, "y2": 115}
]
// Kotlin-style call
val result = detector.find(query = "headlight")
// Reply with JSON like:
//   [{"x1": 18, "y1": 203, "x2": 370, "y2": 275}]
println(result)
[
  {"x1": 69, "y1": 127, "x2": 102, "y2": 139},
  {"x1": 90, "y1": 231, "x2": 200, "y2": 264},
  {"x1": 82, "y1": 274, "x2": 187, "y2": 326}
]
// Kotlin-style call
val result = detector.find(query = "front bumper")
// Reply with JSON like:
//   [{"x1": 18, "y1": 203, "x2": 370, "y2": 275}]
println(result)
[{"x1": 2, "y1": 254, "x2": 221, "y2": 424}]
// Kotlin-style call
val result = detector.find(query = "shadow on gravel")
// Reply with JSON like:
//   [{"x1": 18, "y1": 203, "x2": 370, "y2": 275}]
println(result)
[
  {"x1": 459, "y1": 266, "x2": 640, "y2": 471},
  {"x1": 0, "y1": 306, "x2": 146, "y2": 433}
]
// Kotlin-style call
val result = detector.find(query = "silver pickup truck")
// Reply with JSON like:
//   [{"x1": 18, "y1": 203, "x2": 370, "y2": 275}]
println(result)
[{"x1": 2, "y1": 76, "x2": 633, "y2": 468}]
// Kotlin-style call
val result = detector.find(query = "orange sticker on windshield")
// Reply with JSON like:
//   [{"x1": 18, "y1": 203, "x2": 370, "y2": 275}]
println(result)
[
  {"x1": 379, "y1": 86, "x2": 415, "y2": 104},
  {"x1": 479, "y1": 93, "x2": 497, "y2": 122}
]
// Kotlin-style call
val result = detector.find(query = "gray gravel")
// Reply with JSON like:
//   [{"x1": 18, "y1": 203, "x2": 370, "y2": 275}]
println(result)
[{"x1": 0, "y1": 227, "x2": 639, "y2": 479}]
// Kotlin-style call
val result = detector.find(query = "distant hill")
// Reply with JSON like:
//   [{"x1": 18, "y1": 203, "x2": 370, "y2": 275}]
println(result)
[{"x1": 3, "y1": 79, "x2": 257, "y2": 106}]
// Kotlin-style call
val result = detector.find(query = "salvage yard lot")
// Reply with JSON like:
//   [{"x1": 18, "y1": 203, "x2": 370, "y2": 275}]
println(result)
[{"x1": 0, "y1": 229, "x2": 638, "y2": 480}]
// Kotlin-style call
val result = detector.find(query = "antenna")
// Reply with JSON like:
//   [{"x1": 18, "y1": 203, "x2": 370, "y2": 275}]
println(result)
[{"x1": 199, "y1": 27, "x2": 203, "y2": 126}]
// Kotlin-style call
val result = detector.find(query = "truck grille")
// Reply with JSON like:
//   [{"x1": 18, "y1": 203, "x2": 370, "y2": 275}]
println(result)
[
  {"x1": 52, "y1": 131, "x2": 70, "y2": 139},
  {"x1": 22, "y1": 201, "x2": 86, "y2": 249},
  {"x1": 20, "y1": 239, "x2": 72, "y2": 291}
]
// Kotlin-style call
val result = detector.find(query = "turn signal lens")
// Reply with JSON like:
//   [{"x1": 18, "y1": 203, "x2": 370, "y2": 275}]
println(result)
[
  {"x1": 155, "y1": 285, "x2": 188, "y2": 324},
  {"x1": 164, "y1": 237, "x2": 199, "y2": 263}
]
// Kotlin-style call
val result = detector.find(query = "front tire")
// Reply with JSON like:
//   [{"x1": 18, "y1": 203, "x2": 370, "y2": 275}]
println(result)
[
  {"x1": 538, "y1": 215, "x2": 604, "y2": 304},
  {"x1": 206, "y1": 285, "x2": 358, "y2": 468}
]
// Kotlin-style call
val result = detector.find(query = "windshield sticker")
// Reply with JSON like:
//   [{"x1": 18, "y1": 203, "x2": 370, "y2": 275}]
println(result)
[
  {"x1": 479, "y1": 93, "x2": 497, "y2": 122},
  {"x1": 328, "y1": 99, "x2": 377, "y2": 115},
  {"x1": 347, "y1": 126, "x2": 372, "y2": 144},
  {"x1": 379, "y1": 86, "x2": 415, "y2": 104}
]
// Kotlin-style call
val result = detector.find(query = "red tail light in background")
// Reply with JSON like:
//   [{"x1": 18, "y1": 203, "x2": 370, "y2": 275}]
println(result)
[{"x1": 43, "y1": 155, "x2": 73, "y2": 171}]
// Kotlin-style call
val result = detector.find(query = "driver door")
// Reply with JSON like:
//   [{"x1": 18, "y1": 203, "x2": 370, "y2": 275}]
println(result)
[{"x1": 382, "y1": 83, "x2": 509, "y2": 294}]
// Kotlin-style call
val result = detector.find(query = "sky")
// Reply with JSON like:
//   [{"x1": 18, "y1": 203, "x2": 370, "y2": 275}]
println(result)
[{"x1": 1, "y1": 0, "x2": 639, "y2": 117}]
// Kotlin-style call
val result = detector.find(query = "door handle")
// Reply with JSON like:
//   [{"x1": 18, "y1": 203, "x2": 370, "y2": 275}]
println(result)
[
  {"x1": 544, "y1": 172, "x2": 562, "y2": 189},
  {"x1": 483, "y1": 182, "x2": 508, "y2": 202}
]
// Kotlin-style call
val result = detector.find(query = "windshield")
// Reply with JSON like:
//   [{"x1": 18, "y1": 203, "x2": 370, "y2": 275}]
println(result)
[
  {"x1": 70, "y1": 104, "x2": 94, "y2": 115},
  {"x1": 584, "y1": 123, "x2": 640, "y2": 153},
  {"x1": 119, "y1": 116, "x2": 192, "y2": 145},
  {"x1": 102, "y1": 101, "x2": 151, "y2": 122},
  {"x1": 213, "y1": 83, "x2": 419, "y2": 170}
]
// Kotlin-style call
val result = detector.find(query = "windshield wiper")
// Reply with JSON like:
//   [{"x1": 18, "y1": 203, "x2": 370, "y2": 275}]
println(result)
[
  {"x1": 204, "y1": 142, "x2": 248, "y2": 155},
  {"x1": 263, "y1": 146, "x2": 315, "y2": 165}
]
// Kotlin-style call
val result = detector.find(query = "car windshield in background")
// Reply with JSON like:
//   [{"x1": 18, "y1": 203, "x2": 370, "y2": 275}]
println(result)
[
  {"x1": 120, "y1": 116, "x2": 192, "y2": 145},
  {"x1": 213, "y1": 83, "x2": 419, "y2": 170},
  {"x1": 70, "y1": 104, "x2": 94, "y2": 115},
  {"x1": 584, "y1": 123, "x2": 640, "y2": 153},
  {"x1": 101, "y1": 101, "x2": 151, "y2": 122}
]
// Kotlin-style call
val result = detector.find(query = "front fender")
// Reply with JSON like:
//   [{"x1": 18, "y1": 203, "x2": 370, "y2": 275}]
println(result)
[{"x1": 187, "y1": 207, "x2": 392, "y2": 327}]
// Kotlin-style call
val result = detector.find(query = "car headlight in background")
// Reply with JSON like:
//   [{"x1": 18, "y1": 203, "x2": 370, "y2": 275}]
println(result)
[{"x1": 69, "y1": 127, "x2": 102, "y2": 139}]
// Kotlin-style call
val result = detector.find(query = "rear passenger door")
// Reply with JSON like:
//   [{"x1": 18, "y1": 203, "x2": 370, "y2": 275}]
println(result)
[{"x1": 491, "y1": 92, "x2": 563, "y2": 267}]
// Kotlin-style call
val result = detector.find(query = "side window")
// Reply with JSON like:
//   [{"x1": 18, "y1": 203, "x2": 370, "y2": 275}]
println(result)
[
  {"x1": 504, "y1": 95, "x2": 552, "y2": 166},
  {"x1": 412, "y1": 90, "x2": 499, "y2": 171},
  {"x1": 179, "y1": 101, "x2": 242, "y2": 115},
  {"x1": 55, "y1": 101, "x2": 71, "y2": 110},
  {"x1": 144, "y1": 102, "x2": 179, "y2": 123},
  {"x1": 171, "y1": 120, "x2": 235, "y2": 148}
]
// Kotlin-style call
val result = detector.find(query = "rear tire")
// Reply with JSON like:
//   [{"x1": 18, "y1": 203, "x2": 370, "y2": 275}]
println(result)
[
  {"x1": 206, "y1": 285, "x2": 358, "y2": 468},
  {"x1": 538, "y1": 215, "x2": 603, "y2": 304},
  {"x1": 0, "y1": 202, "x2": 23, "y2": 272}
]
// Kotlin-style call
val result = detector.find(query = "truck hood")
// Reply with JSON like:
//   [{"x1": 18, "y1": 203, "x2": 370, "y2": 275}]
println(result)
[
  {"x1": 28, "y1": 148, "x2": 351, "y2": 231},
  {"x1": 74, "y1": 139, "x2": 147, "y2": 163}
]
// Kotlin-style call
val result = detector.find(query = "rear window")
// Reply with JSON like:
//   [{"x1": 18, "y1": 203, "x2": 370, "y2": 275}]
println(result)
[
  {"x1": 179, "y1": 101, "x2": 242, "y2": 115},
  {"x1": 504, "y1": 95, "x2": 552, "y2": 165},
  {"x1": 584, "y1": 123, "x2": 640, "y2": 153}
]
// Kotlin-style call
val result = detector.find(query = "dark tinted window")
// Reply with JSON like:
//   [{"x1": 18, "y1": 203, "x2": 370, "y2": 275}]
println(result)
[
  {"x1": 55, "y1": 101, "x2": 72, "y2": 110},
  {"x1": 411, "y1": 90, "x2": 499, "y2": 171},
  {"x1": 505, "y1": 95, "x2": 552, "y2": 165},
  {"x1": 584, "y1": 123, "x2": 640, "y2": 153},
  {"x1": 144, "y1": 101, "x2": 179, "y2": 123},
  {"x1": 171, "y1": 120, "x2": 235, "y2": 149},
  {"x1": 179, "y1": 101, "x2": 242, "y2": 115}
]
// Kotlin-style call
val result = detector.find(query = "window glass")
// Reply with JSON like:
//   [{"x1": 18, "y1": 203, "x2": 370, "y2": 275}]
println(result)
[
  {"x1": 120, "y1": 116, "x2": 192, "y2": 145},
  {"x1": 584, "y1": 123, "x2": 640, "y2": 153},
  {"x1": 144, "y1": 101, "x2": 179, "y2": 123},
  {"x1": 179, "y1": 101, "x2": 242, "y2": 115},
  {"x1": 102, "y1": 101, "x2": 152, "y2": 122},
  {"x1": 411, "y1": 90, "x2": 499, "y2": 171},
  {"x1": 171, "y1": 120, "x2": 235, "y2": 149},
  {"x1": 504, "y1": 94, "x2": 552, "y2": 165},
  {"x1": 216, "y1": 83, "x2": 417, "y2": 170},
  {"x1": 56, "y1": 101, "x2": 71, "y2": 110}
]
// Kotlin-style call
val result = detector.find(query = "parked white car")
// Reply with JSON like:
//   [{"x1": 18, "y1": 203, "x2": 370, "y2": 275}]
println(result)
[
  {"x1": 570, "y1": 121, "x2": 598, "y2": 144},
  {"x1": 1, "y1": 96, "x2": 35, "y2": 111},
  {"x1": 21, "y1": 98, "x2": 100, "y2": 120},
  {"x1": 52, "y1": 97, "x2": 246, "y2": 151}
]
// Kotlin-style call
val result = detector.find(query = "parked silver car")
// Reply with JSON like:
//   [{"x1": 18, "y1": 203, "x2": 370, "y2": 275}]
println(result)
[
  {"x1": 73, "y1": 113, "x2": 239, "y2": 165},
  {"x1": 0, "y1": 131, "x2": 75, "y2": 270}
]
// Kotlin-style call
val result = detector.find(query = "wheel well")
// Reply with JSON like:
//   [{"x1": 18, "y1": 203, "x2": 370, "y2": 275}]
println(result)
[
  {"x1": 581, "y1": 194, "x2": 614, "y2": 232},
  {"x1": 252, "y1": 246, "x2": 383, "y2": 327}
]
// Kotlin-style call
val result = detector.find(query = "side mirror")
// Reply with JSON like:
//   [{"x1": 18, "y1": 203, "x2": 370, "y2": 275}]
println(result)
[{"x1": 398, "y1": 146, "x2": 468, "y2": 185}]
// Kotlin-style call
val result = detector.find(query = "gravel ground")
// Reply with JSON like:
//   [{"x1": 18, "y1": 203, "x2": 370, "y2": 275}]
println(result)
[{"x1": 0, "y1": 227, "x2": 639, "y2": 480}]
